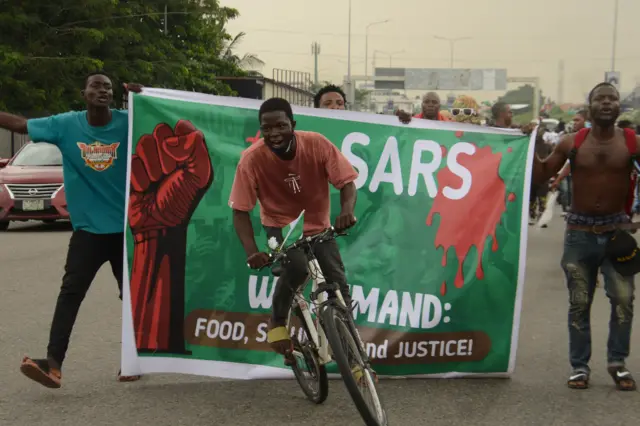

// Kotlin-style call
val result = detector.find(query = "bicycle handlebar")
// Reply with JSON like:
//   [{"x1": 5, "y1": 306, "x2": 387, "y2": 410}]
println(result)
[{"x1": 258, "y1": 227, "x2": 348, "y2": 272}]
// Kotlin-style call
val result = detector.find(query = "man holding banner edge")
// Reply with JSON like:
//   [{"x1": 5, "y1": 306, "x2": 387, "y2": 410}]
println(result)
[
  {"x1": 228, "y1": 97, "x2": 358, "y2": 362},
  {"x1": 0, "y1": 73, "x2": 143, "y2": 388}
]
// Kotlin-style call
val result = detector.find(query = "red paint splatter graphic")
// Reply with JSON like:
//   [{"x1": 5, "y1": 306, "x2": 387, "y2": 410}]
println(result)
[
  {"x1": 455, "y1": 131, "x2": 464, "y2": 138},
  {"x1": 427, "y1": 145, "x2": 515, "y2": 295},
  {"x1": 246, "y1": 130, "x2": 261, "y2": 144},
  {"x1": 507, "y1": 147, "x2": 513, "y2": 153},
  {"x1": 507, "y1": 193, "x2": 516, "y2": 202}
]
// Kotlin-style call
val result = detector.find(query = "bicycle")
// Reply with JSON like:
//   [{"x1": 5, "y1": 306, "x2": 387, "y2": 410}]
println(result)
[{"x1": 260, "y1": 227, "x2": 388, "y2": 426}]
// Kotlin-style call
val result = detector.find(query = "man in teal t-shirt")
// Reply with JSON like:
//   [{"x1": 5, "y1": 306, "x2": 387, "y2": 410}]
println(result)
[
  {"x1": 27, "y1": 109, "x2": 128, "y2": 234},
  {"x1": 0, "y1": 73, "x2": 142, "y2": 388}
]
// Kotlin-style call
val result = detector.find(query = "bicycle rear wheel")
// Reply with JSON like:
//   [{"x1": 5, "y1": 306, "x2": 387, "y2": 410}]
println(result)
[
  {"x1": 321, "y1": 304, "x2": 387, "y2": 426},
  {"x1": 289, "y1": 306, "x2": 328, "y2": 404}
]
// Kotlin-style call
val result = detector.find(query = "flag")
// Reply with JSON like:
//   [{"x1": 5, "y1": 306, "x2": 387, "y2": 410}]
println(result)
[
  {"x1": 280, "y1": 210, "x2": 305, "y2": 249},
  {"x1": 536, "y1": 191, "x2": 558, "y2": 230}
]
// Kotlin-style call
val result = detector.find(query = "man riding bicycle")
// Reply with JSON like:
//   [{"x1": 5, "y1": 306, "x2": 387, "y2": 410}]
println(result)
[{"x1": 228, "y1": 97, "x2": 358, "y2": 362}]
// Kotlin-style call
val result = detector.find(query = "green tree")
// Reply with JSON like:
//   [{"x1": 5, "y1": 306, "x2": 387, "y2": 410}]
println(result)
[
  {"x1": 496, "y1": 84, "x2": 544, "y2": 114},
  {"x1": 220, "y1": 32, "x2": 264, "y2": 71},
  {"x1": 0, "y1": 0, "x2": 248, "y2": 116}
]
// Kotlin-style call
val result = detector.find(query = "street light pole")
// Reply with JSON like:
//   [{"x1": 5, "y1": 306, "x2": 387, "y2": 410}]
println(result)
[
  {"x1": 374, "y1": 50, "x2": 404, "y2": 68},
  {"x1": 347, "y1": 0, "x2": 352, "y2": 104},
  {"x1": 365, "y1": 19, "x2": 390, "y2": 88},
  {"x1": 611, "y1": 0, "x2": 619, "y2": 71},
  {"x1": 433, "y1": 36, "x2": 471, "y2": 69},
  {"x1": 388, "y1": 51, "x2": 404, "y2": 67}
]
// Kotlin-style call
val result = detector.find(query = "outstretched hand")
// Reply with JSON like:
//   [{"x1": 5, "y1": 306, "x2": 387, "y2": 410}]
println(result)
[
  {"x1": 124, "y1": 83, "x2": 144, "y2": 94},
  {"x1": 520, "y1": 123, "x2": 537, "y2": 135},
  {"x1": 396, "y1": 109, "x2": 412, "y2": 124}
]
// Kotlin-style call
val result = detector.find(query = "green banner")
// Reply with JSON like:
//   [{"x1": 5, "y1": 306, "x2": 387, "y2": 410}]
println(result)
[{"x1": 121, "y1": 89, "x2": 534, "y2": 379}]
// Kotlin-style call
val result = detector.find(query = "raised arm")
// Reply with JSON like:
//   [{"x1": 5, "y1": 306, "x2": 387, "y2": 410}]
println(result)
[
  {"x1": 532, "y1": 134, "x2": 573, "y2": 186},
  {"x1": 0, "y1": 112, "x2": 28, "y2": 134}
]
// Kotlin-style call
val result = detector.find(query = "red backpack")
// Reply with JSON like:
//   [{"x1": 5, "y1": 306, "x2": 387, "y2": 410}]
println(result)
[{"x1": 568, "y1": 128, "x2": 639, "y2": 216}]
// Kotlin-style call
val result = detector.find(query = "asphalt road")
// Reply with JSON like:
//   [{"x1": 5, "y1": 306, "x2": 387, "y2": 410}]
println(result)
[{"x1": 0, "y1": 217, "x2": 638, "y2": 426}]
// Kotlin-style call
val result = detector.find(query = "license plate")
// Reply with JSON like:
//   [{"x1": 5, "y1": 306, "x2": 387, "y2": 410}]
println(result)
[{"x1": 22, "y1": 200, "x2": 44, "y2": 211}]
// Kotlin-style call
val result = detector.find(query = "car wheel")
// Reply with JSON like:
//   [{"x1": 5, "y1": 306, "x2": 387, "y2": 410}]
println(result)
[{"x1": 0, "y1": 221, "x2": 9, "y2": 231}]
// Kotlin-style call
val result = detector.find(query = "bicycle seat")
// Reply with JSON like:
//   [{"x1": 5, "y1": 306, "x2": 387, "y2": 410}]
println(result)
[{"x1": 272, "y1": 264, "x2": 284, "y2": 277}]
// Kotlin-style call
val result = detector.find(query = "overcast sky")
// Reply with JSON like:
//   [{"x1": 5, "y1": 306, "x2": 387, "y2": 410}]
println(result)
[{"x1": 222, "y1": 0, "x2": 640, "y2": 104}]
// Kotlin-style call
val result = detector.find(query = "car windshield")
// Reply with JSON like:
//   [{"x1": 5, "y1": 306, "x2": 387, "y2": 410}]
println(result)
[{"x1": 11, "y1": 143, "x2": 62, "y2": 166}]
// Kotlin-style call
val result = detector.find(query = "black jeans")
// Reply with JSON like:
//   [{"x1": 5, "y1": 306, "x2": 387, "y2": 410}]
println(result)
[
  {"x1": 47, "y1": 230, "x2": 124, "y2": 367},
  {"x1": 265, "y1": 227, "x2": 350, "y2": 325}
]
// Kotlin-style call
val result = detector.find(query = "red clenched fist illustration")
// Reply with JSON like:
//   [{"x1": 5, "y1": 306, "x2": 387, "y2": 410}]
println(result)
[{"x1": 128, "y1": 120, "x2": 213, "y2": 354}]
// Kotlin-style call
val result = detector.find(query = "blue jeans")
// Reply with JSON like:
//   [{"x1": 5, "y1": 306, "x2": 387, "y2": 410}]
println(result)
[{"x1": 561, "y1": 229, "x2": 635, "y2": 372}]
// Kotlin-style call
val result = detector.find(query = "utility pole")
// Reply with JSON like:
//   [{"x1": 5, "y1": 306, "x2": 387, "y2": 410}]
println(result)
[
  {"x1": 433, "y1": 36, "x2": 471, "y2": 69},
  {"x1": 346, "y1": 0, "x2": 353, "y2": 105},
  {"x1": 311, "y1": 42, "x2": 321, "y2": 85},
  {"x1": 164, "y1": 5, "x2": 168, "y2": 35},
  {"x1": 611, "y1": 0, "x2": 619, "y2": 71},
  {"x1": 557, "y1": 60, "x2": 565, "y2": 104}
]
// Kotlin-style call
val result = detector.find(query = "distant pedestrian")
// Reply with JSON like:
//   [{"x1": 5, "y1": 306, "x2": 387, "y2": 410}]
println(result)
[
  {"x1": 314, "y1": 84, "x2": 346, "y2": 110},
  {"x1": 396, "y1": 92, "x2": 451, "y2": 124},
  {"x1": 491, "y1": 102, "x2": 513, "y2": 128}
]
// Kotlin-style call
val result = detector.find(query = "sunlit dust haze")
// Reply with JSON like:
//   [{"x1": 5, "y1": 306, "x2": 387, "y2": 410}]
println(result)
[{"x1": 222, "y1": 0, "x2": 640, "y2": 103}]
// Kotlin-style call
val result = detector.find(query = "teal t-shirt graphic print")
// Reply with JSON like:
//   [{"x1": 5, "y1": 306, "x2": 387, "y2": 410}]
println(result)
[
  {"x1": 27, "y1": 110, "x2": 128, "y2": 234},
  {"x1": 123, "y1": 90, "x2": 532, "y2": 379}
]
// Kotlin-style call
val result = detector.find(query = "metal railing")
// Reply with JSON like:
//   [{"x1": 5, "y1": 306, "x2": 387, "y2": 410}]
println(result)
[{"x1": 272, "y1": 69, "x2": 314, "y2": 108}]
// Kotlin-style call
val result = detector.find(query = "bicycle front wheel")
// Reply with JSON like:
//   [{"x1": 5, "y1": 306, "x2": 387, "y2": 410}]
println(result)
[
  {"x1": 321, "y1": 304, "x2": 387, "y2": 426},
  {"x1": 290, "y1": 306, "x2": 328, "y2": 404}
]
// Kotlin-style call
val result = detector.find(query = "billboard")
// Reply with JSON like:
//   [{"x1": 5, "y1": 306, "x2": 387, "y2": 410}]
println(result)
[
  {"x1": 605, "y1": 71, "x2": 621, "y2": 90},
  {"x1": 374, "y1": 68, "x2": 508, "y2": 91}
]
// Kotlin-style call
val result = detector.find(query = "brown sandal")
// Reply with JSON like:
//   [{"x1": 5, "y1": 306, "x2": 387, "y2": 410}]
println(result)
[
  {"x1": 608, "y1": 366, "x2": 637, "y2": 391},
  {"x1": 20, "y1": 357, "x2": 62, "y2": 389},
  {"x1": 567, "y1": 371, "x2": 589, "y2": 390}
]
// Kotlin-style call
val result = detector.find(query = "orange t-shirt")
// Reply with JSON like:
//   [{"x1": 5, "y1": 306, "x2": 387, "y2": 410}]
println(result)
[
  {"x1": 228, "y1": 131, "x2": 358, "y2": 235},
  {"x1": 413, "y1": 111, "x2": 451, "y2": 121}
]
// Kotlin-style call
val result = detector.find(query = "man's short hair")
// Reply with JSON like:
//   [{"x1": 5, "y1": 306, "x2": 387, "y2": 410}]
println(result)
[
  {"x1": 259, "y1": 97, "x2": 294, "y2": 123},
  {"x1": 576, "y1": 109, "x2": 587, "y2": 118},
  {"x1": 588, "y1": 82, "x2": 619, "y2": 103},
  {"x1": 422, "y1": 91, "x2": 440, "y2": 101},
  {"x1": 313, "y1": 84, "x2": 346, "y2": 108},
  {"x1": 84, "y1": 71, "x2": 111, "y2": 87},
  {"x1": 491, "y1": 102, "x2": 507, "y2": 119}
]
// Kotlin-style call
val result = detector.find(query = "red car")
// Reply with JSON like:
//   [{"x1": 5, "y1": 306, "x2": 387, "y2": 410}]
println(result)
[{"x1": 0, "y1": 142, "x2": 69, "y2": 231}]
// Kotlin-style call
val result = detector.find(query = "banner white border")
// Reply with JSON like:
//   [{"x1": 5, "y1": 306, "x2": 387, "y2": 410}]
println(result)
[{"x1": 121, "y1": 88, "x2": 532, "y2": 380}]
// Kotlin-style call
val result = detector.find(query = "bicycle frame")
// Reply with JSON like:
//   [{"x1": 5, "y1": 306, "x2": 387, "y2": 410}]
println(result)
[{"x1": 287, "y1": 255, "x2": 348, "y2": 366}]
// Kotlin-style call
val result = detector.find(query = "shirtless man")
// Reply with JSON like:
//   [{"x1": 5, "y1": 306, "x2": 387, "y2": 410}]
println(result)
[{"x1": 532, "y1": 82, "x2": 639, "y2": 391}]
